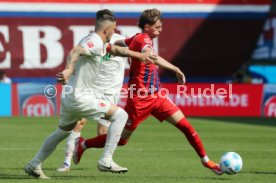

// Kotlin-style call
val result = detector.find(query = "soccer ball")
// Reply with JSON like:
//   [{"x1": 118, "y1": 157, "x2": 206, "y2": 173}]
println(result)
[{"x1": 220, "y1": 152, "x2": 243, "y2": 175}]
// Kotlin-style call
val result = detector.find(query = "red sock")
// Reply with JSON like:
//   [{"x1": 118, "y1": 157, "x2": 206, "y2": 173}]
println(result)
[
  {"x1": 175, "y1": 118, "x2": 206, "y2": 158},
  {"x1": 85, "y1": 134, "x2": 107, "y2": 148},
  {"x1": 84, "y1": 134, "x2": 128, "y2": 149}
]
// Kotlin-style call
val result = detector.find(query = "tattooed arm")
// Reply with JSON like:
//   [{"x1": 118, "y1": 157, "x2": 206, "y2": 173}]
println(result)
[
  {"x1": 56, "y1": 46, "x2": 86, "y2": 85},
  {"x1": 109, "y1": 44, "x2": 157, "y2": 64}
]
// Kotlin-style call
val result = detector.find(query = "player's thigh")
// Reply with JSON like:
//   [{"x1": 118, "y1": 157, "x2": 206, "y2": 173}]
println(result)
[
  {"x1": 103, "y1": 93, "x2": 127, "y2": 121},
  {"x1": 151, "y1": 96, "x2": 181, "y2": 123},
  {"x1": 59, "y1": 99, "x2": 85, "y2": 130},
  {"x1": 59, "y1": 112, "x2": 79, "y2": 131},
  {"x1": 124, "y1": 97, "x2": 152, "y2": 131},
  {"x1": 74, "y1": 95, "x2": 112, "y2": 123},
  {"x1": 102, "y1": 93, "x2": 120, "y2": 105}
]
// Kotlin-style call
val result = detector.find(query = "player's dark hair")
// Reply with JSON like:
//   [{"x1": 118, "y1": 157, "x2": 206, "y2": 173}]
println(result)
[
  {"x1": 138, "y1": 9, "x2": 162, "y2": 30},
  {"x1": 96, "y1": 9, "x2": 116, "y2": 22}
]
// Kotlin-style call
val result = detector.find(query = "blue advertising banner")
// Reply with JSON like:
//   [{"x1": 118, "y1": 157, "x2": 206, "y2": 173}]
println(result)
[
  {"x1": 17, "y1": 83, "x2": 57, "y2": 116},
  {"x1": 0, "y1": 84, "x2": 11, "y2": 116}
]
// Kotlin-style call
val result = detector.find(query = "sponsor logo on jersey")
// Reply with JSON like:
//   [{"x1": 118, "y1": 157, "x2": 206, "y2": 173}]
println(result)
[
  {"x1": 22, "y1": 95, "x2": 55, "y2": 116},
  {"x1": 87, "y1": 41, "x2": 94, "y2": 48},
  {"x1": 144, "y1": 38, "x2": 152, "y2": 44}
]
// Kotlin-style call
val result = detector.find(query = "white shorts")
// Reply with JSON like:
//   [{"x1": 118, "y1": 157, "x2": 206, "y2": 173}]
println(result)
[
  {"x1": 59, "y1": 94, "x2": 111, "y2": 127},
  {"x1": 97, "y1": 93, "x2": 120, "y2": 127}
]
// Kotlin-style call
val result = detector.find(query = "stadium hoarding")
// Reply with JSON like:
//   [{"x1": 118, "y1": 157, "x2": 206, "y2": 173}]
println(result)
[
  {"x1": 160, "y1": 84, "x2": 264, "y2": 117},
  {"x1": 11, "y1": 83, "x2": 58, "y2": 117},
  {"x1": 0, "y1": 83, "x2": 275, "y2": 117},
  {"x1": 0, "y1": 0, "x2": 272, "y2": 81},
  {"x1": 118, "y1": 83, "x2": 264, "y2": 117}
]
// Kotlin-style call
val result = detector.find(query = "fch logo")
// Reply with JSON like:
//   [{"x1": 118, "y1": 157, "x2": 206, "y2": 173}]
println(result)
[
  {"x1": 22, "y1": 95, "x2": 55, "y2": 117},
  {"x1": 264, "y1": 96, "x2": 276, "y2": 117}
]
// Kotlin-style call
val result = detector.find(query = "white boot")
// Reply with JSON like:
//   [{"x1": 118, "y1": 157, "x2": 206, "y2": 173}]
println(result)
[
  {"x1": 24, "y1": 163, "x2": 50, "y2": 179},
  {"x1": 97, "y1": 159, "x2": 128, "y2": 173}
]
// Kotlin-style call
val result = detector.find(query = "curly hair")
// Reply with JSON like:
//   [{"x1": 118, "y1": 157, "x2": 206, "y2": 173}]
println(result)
[{"x1": 138, "y1": 9, "x2": 162, "y2": 30}]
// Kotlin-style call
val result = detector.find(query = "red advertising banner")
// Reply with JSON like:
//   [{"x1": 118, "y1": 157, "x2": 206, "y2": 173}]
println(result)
[{"x1": 160, "y1": 84, "x2": 264, "y2": 117}]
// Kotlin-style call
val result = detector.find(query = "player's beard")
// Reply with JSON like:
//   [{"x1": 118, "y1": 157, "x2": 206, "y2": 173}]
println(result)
[{"x1": 106, "y1": 32, "x2": 113, "y2": 42}]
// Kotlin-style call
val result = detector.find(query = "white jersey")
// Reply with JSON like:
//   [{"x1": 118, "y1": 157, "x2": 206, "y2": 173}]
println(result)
[
  {"x1": 60, "y1": 32, "x2": 111, "y2": 126},
  {"x1": 66, "y1": 32, "x2": 108, "y2": 98},
  {"x1": 93, "y1": 33, "x2": 127, "y2": 94}
]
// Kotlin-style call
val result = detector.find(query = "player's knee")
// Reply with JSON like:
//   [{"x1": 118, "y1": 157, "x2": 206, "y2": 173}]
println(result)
[
  {"x1": 74, "y1": 119, "x2": 86, "y2": 132},
  {"x1": 119, "y1": 108, "x2": 128, "y2": 120},
  {"x1": 110, "y1": 107, "x2": 128, "y2": 122},
  {"x1": 79, "y1": 118, "x2": 87, "y2": 126}
]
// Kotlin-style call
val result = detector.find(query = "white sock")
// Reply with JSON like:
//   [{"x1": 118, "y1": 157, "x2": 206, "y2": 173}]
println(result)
[
  {"x1": 29, "y1": 128, "x2": 70, "y2": 168},
  {"x1": 201, "y1": 156, "x2": 209, "y2": 163},
  {"x1": 63, "y1": 131, "x2": 80, "y2": 166},
  {"x1": 99, "y1": 107, "x2": 128, "y2": 164}
]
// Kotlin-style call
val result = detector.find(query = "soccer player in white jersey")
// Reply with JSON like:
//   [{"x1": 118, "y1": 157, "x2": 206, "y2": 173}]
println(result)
[
  {"x1": 57, "y1": 33, "x2": 127, "y2": 172},
  {"x1": 24, "y1": 9, "x2": 155, "y2": 179}
]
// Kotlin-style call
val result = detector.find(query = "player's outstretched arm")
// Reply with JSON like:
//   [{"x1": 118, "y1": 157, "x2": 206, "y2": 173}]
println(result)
[
  {"x1": 157, "y1": 56, "x2": 186, "y2": 84},
  {"x1": 109, "y1": 44, "x2": 157, "y2": 64},
  {"x1": 143, "y1": 47, "x2": 185, "y2": 84},
  {"x1": 156, "y1": 56, "x2": 185, "y2": 84},
  {"x1": 114, "y1": 40, "x2": 126, "y2": 47},
  {"x1": 56, "y1": 46, "x2": 86, "y2": 85}
]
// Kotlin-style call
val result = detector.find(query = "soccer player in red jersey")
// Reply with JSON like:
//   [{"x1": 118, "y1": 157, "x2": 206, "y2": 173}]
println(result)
[{"x1": 74, "y1": 9, "x2": 223, "y2": 175}]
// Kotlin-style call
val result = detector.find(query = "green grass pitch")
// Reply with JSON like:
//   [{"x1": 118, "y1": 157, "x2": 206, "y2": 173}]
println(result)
[{"x1": 0, "y1": 116, "x2": 275, "y2": 183}]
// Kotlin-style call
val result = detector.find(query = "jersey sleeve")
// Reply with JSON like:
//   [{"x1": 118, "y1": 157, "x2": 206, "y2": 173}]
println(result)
[
  {"x1": 78, "y1": 35, "x2": 103, "y2": 57},
  {"x1": 129, "y1": 34, "x2": 154, "y2": 53},
  {"x1": 123, "y1": 36, "x2": 134, "y2": 47}
]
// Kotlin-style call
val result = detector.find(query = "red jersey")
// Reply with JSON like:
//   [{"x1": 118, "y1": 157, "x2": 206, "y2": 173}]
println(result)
[{"x1": 124, "y1": 33, "x2": 161, "y2": 93}]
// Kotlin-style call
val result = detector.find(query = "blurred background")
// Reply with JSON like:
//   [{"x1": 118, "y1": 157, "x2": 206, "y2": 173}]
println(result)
[{"x1": 0, "y1": 0, "x2": 275, "y2": 118}]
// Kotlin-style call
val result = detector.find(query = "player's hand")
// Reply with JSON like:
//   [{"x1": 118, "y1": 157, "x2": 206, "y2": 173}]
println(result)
[
  {"x1": 149, "y1": 52, "x2": 158, "y2": 63},
  {"x1": 175, "y1": 68, "x2": 186, "y2": 84},
  {"x1": 56, "y1": 69, "x2": 73, "y2": 85},
  {"x1": 138, "y1": 52, "x2": 157, "y2": 64}
]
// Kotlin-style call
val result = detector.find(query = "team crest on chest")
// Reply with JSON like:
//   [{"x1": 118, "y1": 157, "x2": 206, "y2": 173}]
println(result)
[{"x1": 144, "y1": 38, "x2": 152, "y2": 44}]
